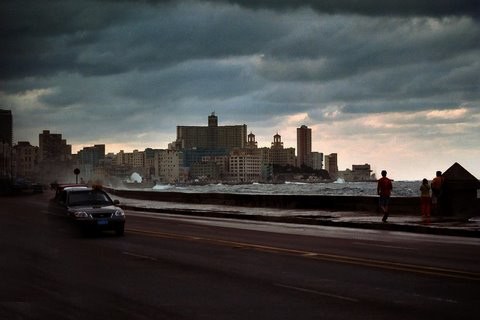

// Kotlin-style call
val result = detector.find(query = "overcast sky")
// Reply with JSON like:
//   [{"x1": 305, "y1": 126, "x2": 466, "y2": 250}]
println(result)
[{"x1": 1, "y1": 0, "x2": 479, "y2": 180}]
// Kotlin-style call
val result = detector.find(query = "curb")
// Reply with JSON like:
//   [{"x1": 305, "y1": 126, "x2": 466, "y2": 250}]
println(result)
[{"x1": 120, "y1": 205, "x2": 480, "y2": 238}]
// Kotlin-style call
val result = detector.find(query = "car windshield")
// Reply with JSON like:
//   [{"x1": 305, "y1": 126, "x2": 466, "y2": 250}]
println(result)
[{"x1": 68, "y1": 190, "x2": 112, "y2": 206}]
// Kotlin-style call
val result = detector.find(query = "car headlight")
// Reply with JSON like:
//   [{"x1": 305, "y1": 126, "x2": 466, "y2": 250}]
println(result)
[
  {"x1": 73, "y1": 211, "x2": 90, "y2": 218},
  {"x1": 113, "y1": 210, "x2": 125, "y2": 217}
]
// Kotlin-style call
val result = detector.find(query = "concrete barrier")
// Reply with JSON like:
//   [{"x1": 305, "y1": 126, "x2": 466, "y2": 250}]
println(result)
[{"x1": 105, "y1": 187, "x2": 424, "y2": 214}]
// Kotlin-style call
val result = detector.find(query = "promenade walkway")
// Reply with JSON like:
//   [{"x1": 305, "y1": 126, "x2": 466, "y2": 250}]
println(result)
[{"x1": 109, "y1": 194, "x2": 480, "y2": 238}]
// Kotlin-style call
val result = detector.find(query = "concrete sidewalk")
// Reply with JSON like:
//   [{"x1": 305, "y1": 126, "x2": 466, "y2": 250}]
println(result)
[{"x1": 109, "y1": 194, "x2": 480, "y2": 238}]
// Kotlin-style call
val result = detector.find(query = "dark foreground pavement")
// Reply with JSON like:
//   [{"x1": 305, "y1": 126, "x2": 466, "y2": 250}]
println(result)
[{"x1": 1, "y1": 192, "x2": 479, "y2": 319}]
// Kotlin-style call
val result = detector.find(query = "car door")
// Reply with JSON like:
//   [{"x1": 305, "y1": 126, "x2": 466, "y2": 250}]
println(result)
[{"x1": 48, "y1": 190, "x2": 68, "y2": 217}]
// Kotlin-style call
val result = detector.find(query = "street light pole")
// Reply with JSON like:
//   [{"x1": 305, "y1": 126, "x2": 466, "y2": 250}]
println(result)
[{"x1": 10, "y1": 143, "x2": 14, "y2": 183}]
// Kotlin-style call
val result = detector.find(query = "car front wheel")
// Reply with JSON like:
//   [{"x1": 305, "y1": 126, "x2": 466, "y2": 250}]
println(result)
[{"x1": 115, "y1": 226, "x2": 125, "y2": 236}]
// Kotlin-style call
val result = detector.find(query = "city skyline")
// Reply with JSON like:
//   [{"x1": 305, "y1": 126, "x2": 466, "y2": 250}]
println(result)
[
  {"x1": 5, "y1": 112, "x2": 478, "y2": 181},
  {"x1": 1, "y1": 1, "x2": 479, "y2": 180}
]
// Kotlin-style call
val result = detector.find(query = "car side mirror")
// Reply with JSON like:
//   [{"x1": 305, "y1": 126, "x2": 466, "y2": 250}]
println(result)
[{"x1": 113, "y1": 200, "x2": 120, "y2": 205}]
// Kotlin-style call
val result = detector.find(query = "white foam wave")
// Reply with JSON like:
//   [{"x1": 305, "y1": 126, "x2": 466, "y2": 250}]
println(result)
[{"x1": 152, "y1": 184, "x2": 173, "y2": 190}]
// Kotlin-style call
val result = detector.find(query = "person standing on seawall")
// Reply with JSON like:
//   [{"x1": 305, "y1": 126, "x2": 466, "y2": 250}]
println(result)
[
  {"x1": 431, "y1": 171, "x2": 443, "y2": 215},
  {"x1": 377, "y1": 170, "x2": 393, "y2": 223},
  {"x1": 419, "y1": 178, "x2": 431, "y2": 224}
]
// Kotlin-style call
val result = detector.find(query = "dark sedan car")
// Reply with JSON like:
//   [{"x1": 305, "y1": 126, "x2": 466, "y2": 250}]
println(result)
[{"x1": 50, "y1": 186, "x2": 125, "y2": 235}]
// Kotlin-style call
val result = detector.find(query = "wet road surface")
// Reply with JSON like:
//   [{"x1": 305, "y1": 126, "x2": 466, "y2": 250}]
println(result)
[{"x1": 1, "y1": 192, "x2": 479, "y2": 319}]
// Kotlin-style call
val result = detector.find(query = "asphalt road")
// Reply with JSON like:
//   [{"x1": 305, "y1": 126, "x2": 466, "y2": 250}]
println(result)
[{"x1": 1, "y1": 192, "x2": 479, "y2": 320}]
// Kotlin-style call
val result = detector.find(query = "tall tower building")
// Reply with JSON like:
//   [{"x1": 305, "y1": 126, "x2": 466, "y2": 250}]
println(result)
[
  {"x1": 246, "y1": 132, "x2": 258, "y2": 149},
  {"x1": 77, "y1": 144, "x2": 106, "y2": 167},
  {"x1": 0, "y1": 109, "x2": 13, "y2": 146},
  {"x1": 208, "y1": 112, "x2": 218, "y2": 127},
  {"x1": 311, "y1": 151, "x2": 323, "y2": 170},
  {"x1": 14, "y1": 141, "x2": 38, "y2": 178},
  {"x1": 176, "y1": 113, "x2": 247, "y2": 150},
  {"x1": 271, "y1": 133, "x2": 283, "y2": 149},
  {"x1": 269, "y1": 133, "x2": 296, "y2": 167},
  {"x1": 39, "y1": 130, "x2": 72, "y2": 162},
  {"x1": 324, "y1": 153, "x2": 338, "y2": 178},
  {"x1": 296, "y1": 125, "x2": 312, "y2": 168}
]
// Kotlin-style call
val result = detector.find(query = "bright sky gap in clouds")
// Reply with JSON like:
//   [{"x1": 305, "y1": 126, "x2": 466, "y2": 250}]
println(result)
[{"x1": 1, "y1": 0, "x2": 479, "y2": 180}]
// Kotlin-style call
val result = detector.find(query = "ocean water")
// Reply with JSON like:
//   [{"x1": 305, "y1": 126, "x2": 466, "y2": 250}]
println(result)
[{"x1": 147, "y1": 180, "x2": 423, "y2": 197}]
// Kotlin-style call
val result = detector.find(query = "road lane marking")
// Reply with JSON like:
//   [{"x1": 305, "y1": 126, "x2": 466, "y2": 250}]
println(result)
[
  {"x1": 302, "y1": 253, "x2": 319, "y2": 257},
  {"x1": 275, "y1": 284, "x2": 358, "y2": 302},
  {"x1": 126, "y1": 228, "x2": 480, "y2": 281},
  {"x1": 122, "y1": 251, "x2": 158, "y2": 261},
  {"x1": 352, "y1": 241, "x2": 416, "y2": 251},
  {"x1": 412, "y1": 294, "x2": 458, "y2": 304}
]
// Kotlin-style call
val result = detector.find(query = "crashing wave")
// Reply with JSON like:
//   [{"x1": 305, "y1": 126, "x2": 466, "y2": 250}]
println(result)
[
  {"x1": 153, "y1": 184, "x2": 173, "y2": 190},
  {"x1": 128, "y1": 172, "x2": 142, "y2": 183}
]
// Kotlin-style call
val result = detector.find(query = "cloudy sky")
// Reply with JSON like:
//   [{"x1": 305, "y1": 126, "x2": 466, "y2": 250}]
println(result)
[{"x1": 1, "y1": 0, "x2": 479, "y2": 180}]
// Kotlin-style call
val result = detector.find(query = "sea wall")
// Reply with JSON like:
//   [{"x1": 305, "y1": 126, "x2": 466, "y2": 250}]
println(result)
[{"x1": 105, "y1": 187, "x2": 424, "y2": 214}]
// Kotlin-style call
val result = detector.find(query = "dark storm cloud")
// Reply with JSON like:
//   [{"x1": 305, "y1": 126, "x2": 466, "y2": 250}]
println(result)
[
  {"x1": 2, "y1": 0, "x2": 478, "y2": 82},
  {"x1": 0, "y1": 0, "x2": 132, "y2": 80},
  {"x1": 1, "y1": 0, "x2": 479, "y2": 153},
  {"x1": 0, "y1": 0, "x2": 286, "y2": 81},
  {"x1": 209, "y1": 0, "x2": 479, "y2": 17},
  {"x1": 257, "y1": 16, "x2": 480, "y2": 80},
  {"x1": 36, "y1": 57, "x2": 265, "y2": 109},
  {"x1": 115, "y1": 59, "x2": 264, "y2": 102}
]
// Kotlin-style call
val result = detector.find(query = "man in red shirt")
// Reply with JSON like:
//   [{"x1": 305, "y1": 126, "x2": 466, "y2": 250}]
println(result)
[{"x1": 377, "y1": 170, "x2": 393, "y2": 222}]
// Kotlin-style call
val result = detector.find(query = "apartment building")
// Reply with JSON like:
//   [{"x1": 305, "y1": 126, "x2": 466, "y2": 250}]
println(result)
[
  {"x1": 176, "y1": 113, "x2": 247, "y2": 150},
  {"x1": 154, "y1": 149, "x2": 182, "y2": 183},
  {"x1": 229, "y1": 149, "x2": 262, "y2": 182},
  {"x1": 14, "y1": 141, "x2": 38, "y2": 178}
]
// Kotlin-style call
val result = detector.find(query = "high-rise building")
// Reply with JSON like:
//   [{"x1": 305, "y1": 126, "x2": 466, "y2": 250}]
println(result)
[
  {"x1": 130, "y1": 150, "x2": 145, "y2": 168},
  {"x1": 36, "y1": 131, "x2": 73, "y2": 183},
  {"x1": 246, "y1": 132, "x2": 258, "y2": 149},
  {"x1": 75, "y1": 144, "x2": 105, "y2": 181},
  {"x1": 229, "y1": 149, "x2": 262, "y2": 182},
  {"x1": 201, "y1": 155, "x2": 229, "y2": 175},
  {"x1": 180, "y1": 148, "x2": 228, "y2": 168},
  {"x1": 271, "y1": 133, "x2": 283, "y2": 149},
  {"x1": 14, "y1": 141, "x2": 38, "y2": 178},
  {"x1": 296, "y1": 125, "x2": 312, "y2": 167},
  {"x1": 223, "y1": 131, "x2": 271, "y2": 182},
  {"x1": 0, "y1": 110, "x2": 13, "y2": 146},
  {"x1": 145, "y1": 148, "x2": 161, "y2": 178},
  {"x1": 208, "y1": 113, "x2": 218, "y2": 127},
  {"x1": 38, "y1": 130, "x2": 71, "y2": 162},
  {"x1": 190, "y1": 162, "x2": 222, "y2": 180},
  {"x1": 154, "y1": 149, "x2": 182, "y2": 183},
  {"x1": 115, "y1": 149, "x2": 145, "y2": 169},
  {"x1": 269, "y1": 133, "x2": 296, "y2": 167},
  {"x1": 341, "y1": 164, "x2": 374, "y2": 181},
  {"x1": 77, "y1": 144, "x2": 105, "y2": 167},
  {"x1": 0, "y1": 142, "x2": 13, "y2": 179},
  {"x1": 324, "y1": 153, "x2": 338, "y2": 178},
  {"x1": 176, "y1": 113, "x2": 247, "y2": 150},
  {"x1": 311, "y1": 152, "x2": 323, "y2": 170}
]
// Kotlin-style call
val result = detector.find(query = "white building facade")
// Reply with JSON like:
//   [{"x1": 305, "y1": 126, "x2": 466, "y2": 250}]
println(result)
[
  {"x1": 154, "y1": 150, "x2": 182, "y2": 183},
  {"x1": 229, "y1": 150, "x2": 262, "y2": 182}
]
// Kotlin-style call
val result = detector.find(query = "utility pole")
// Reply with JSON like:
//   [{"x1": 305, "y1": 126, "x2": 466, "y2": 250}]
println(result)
[
  {"x1": 2, "y1": 143, "x2": 4, "y2": 177},
  {"x1": 10, "y1": 144, "x2": 13, "y2": 183}
]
